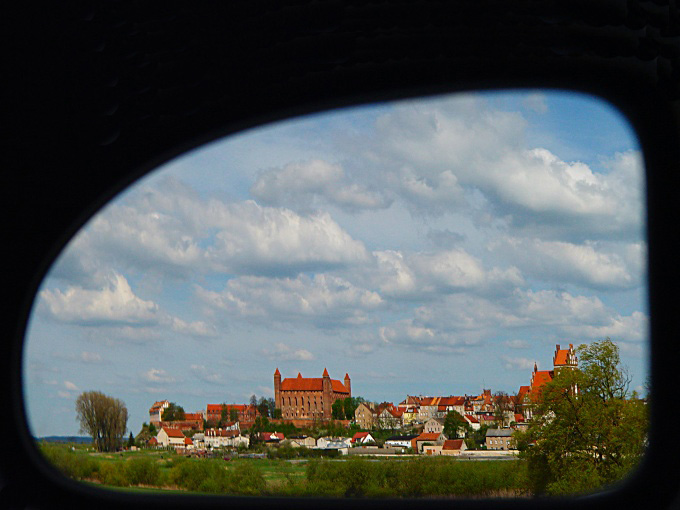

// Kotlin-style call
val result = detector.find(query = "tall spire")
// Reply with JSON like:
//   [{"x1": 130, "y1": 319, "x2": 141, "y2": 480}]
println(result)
[{"x1": 323, "y1": 368, "x2": 330, "y2": 377}]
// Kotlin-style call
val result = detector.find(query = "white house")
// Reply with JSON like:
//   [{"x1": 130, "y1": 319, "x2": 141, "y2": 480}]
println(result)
[
  {"x1": 204, "y1": 428, "x2": 250, "y2": 449},
  {"x1": 384, "y1": 434, "x2": 418, "y2": 448},
  {"x1": 351, "y1": 432, "x2": 376, "y2": 445},
  {"x1": 156, "y1": 427, "x2": 186, "y2": 447},
  {"x1": 316, "y1": 437, "x2": 352, "y2": 449},
  {"x1": 424, "y1": 417, "x2": 445, "y2": 434}
]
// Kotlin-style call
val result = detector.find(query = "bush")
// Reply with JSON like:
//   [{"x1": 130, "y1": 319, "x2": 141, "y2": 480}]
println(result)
[
  {"x1": 228, "y1": 462, "x2": 266, "y2": 495},
  {"x1": 39, "y1": 443, "x2": 99, "y2": 480},
  {"x1": 97, "y1": 462, "x2": 129, "y2": 487},
  {"x1": 168, "y1": 459, "x2": 229, "y2": 493},
  {"x1": 125, "y1": 457, "x2": 161, "y2": 486}
]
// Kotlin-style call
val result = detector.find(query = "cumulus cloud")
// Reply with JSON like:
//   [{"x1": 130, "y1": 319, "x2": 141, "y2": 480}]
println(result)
[
  {"x1": 40, "y1": 272, "x2": 160, "y2": 327},
  {"x1": 504, "y1": 340, "x2": 529, "y2": 349},
  {"x1": 352, "y1": 96, "x2": 643, "y2": 237},
  {"x1": 490, "y1": 237, "x2": 643, "y2": 290},
  {"x1": 170, "y1": 317, "x2": 217, "y2": 338},
  {"x1": 501, "y1": 356, "x2": 536, "y2": 371},
  {"x1": 251, "y1": 159, "x2": 391, "y2": 212},
  {"x1": 260, "y1": 342, "x2": 315, "y2": 361},
  {"x1": 196, "y1": 274, "x2": 383, "y2": 328},
  {"x1": 64, "y1": 381, "x2": 78, "y2": 391},
  {"x1": 190, "y1": 364, "x2": 224, "y2": 384},
  {"x1": 144, "y1": 368, "x2": 176, "y2": 383},
  {"x1": 367, "y1": 248, "x2": 524, "y2": 299}
]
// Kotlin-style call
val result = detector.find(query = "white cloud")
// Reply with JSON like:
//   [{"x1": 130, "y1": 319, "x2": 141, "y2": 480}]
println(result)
[
  {"x1": 190, "y1": 364, "x2": 223, "y2": 384},
  {"x1": 491, "y1": 237, "x2": 642, "y2": 290},
  {"x1": 523, "y1": 93, "x2": 548, "y2": 114},
  {"x1": 251, "y1": 159, "x2": 391, "y2": 212},
  {"x1": 504, "y1": 340, "x2": 529, "y2": 349},
  {"x1": 501, "y1": 356, "x2": 536, "y2": 371},
  {"x1": 170, "y1": 317, "x2": 217, "y2": 338},
  {"x1": 197, "y1": 273, "x2": 383, "y2": 328},
  {"x1": 80, "y1": 352, "x2": 103, "y2": 363},
  {"x1": 64, "y1": 381, "x2": 78, "y2": 391},
  {"x1": 40, "y1": 272, "x2": 160, "y2": 327},
  {"x1": 261, "y1": 342, "x2": 315, "y2": 361},
  {"x1": 57, "y1": 391, "x2": 71, "y2": 399},
  {"x1": 144, "y1": 368, "x2": 176, "y2": 383}
]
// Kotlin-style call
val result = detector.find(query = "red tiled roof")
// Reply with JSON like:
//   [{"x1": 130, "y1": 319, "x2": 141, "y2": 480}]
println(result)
[
  {"x1": 514, "y1": 413, "x2": 525, "y2": 423},
  {"x1": 263, "y1": 432, "x2": 284, "y2": 441},
  {"x1": 148, "y1": 437, "x2": 158, "y2": 445},
  {"x1": 275, "y1": 368, "x2": 281, "y2": 376},
  {"x1": 323, "y1": 368, "x2": 330, "y2": 377},
  {"x1": 415, "y1": 433, "x2": 441, "y2": 441},
  {"x1": 184, "y1": 437, "x2": 193, "y2": 445},
  {"x1": 184, "y1": 413, "x2": 203, "y2": 421},
  {"x1": 162, "y1": 427, "x2": 185, "y2": 438},
  {"x1": 531, "y1": 370, "x2": 554, "y2": 393},
  {"x1": 442, "y1": 439, "x2": 464, "y2": 451},
  {"x1": 352, "y1": 432, "x2": 370, "y2": 441},
  {"x1": 206, "y1": 404, "x2": 252, "y2": 413},
  {"x1": 464, "y1": 415, "x2": 479, "y2": 423},
  {"x1": 280, "y1": 376, "x2": 349, "y2": 393}
]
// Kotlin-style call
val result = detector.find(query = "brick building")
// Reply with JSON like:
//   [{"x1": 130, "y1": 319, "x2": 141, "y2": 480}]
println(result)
[{"x1": 274, "y1": 368, "x2": 351, "y2": 421}]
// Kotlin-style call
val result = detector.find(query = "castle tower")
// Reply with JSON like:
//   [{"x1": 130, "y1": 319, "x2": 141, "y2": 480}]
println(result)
[
  {"x1": 322, "y1": 368, "x2": 332, "y2": 417},
  {"x1": 274, "y1": 368, "x2": 281, "y2": 410},
  {"x1": 344, "y1": 373, "x2": 351, "y2": 396}
]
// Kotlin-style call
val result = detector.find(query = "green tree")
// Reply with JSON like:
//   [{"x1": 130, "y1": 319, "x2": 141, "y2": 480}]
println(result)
[
  {"x1": 162, "y1": 402, "x2": 185, "y2": 422},
  {"x1": 443, "y1": 410, "x2": 471, "y2": 438},
  {"x1": 516, "y1": 339, "x2": 648, "y2": 495},
  {"x1": 75, "y1": 391, "x2": 128, "y2": 452},
  {"x1": 342, "y1": 397, "x2": 365, "y2": 421},
  {"x1": 257, "y1": 397, "x2": 270, "y2": 417},
  {"x1": 229, "y1": 408, "x2": 239, "y2": 422},
  {"x1": 493, "y1": 391, "x2": 513, "y2": 427},
  {"x1": 127, "y1": 431, "x2": 135, "y2": 448},
  {"x1": 331, "y1": 399, "x2": 345, "y2": 420}
]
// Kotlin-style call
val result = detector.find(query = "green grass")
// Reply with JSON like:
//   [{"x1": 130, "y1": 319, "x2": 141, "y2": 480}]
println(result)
[{"x1": 37, "y1": 442, "x2": 526, "y2": 498}]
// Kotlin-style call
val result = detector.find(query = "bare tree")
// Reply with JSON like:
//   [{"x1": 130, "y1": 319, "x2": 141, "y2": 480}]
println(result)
[
  {"x1": 75, "y1": 391, "x2": 128, "y2": 452},
  {"x1": 493, "y1": 391, "x2": 513, "y2": 427}
]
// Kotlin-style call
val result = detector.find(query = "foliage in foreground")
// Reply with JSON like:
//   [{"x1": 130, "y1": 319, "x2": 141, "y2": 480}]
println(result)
[
  {"x1": 515, "y1": 339, "x2": 648, "y2": 496},
  {"x1": 39, "y1": 442, "x2": 527, "y2": 497}
]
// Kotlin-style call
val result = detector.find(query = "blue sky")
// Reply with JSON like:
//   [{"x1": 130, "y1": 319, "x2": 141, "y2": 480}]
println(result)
[{"x1": 23, "y1": 90, "x2": 648, "y2": 437}]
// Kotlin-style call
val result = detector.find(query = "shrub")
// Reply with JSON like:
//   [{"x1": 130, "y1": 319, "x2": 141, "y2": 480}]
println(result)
[
  {"x1": 125, "y1": 457, "x2": 161, "y2": 486},
  {"x1": 39, "y1": 443, "x2": 99, "y2": 480},
  {"x1": 97, "y1": 462, "x2": 129, "y2": 487},
  {"x1": 228, "y1": 462, "x2": 266, "y2": 495}
]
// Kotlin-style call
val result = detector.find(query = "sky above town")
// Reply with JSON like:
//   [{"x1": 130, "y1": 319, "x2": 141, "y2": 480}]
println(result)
[{"x1": 23, "y1": 90, "x2": 648, "y2": 437}]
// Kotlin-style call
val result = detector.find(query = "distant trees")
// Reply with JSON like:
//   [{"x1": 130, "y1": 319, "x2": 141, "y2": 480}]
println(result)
[
  {"x1": 75, "y1": 391, "x2": 128, "y2": 452},
  {"x1": 332, "y1": 397, "x2": 365, "y2": 420},
  {"x1": 515, "y1": 339, "x2": 648, "y2": 495},
  {"x1": 162, "y1": 402, "x2": 185, "y2": 422},
  {"x1": 443, "y1": 410, "x2": 470, "y2": 438},
  {"x1": 492, "y1": 391, "x2": 514, "y2": 427}
]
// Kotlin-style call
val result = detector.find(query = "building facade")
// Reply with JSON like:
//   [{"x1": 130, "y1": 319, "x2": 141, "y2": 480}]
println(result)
[{"x1": 274, "y1": 368, "x2": 351, "y2": 421}]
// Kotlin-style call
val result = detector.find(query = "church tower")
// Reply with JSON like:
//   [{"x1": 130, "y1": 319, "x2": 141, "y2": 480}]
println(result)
[
  {"x1": 344, "y1": 373, "x2": 351, "y2": 395},
  {"x1": 274, "y1": 368, "x2": 281, "y2": 410},
  {"x1": 322, "y1": 368, "x2": 332, "y2": 417}
]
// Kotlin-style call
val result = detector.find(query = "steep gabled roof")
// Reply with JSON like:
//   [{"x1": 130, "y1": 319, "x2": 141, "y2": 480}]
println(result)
[
  {"x1": 442, "y1": 439, "x2": 464, "y2": 450},
  {"x1": 161, "y1": 427, "x2": 185, "y2": 438}
]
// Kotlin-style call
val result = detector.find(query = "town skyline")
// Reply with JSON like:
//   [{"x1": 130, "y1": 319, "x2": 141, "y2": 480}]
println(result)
[{"x1": 23, "y1": 90, "x2": 648, "y2": 437}]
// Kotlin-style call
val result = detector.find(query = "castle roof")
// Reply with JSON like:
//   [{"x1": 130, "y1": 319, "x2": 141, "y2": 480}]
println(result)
[{"x1": 279, "y1": 370, "x2": 350, "y2": 393}]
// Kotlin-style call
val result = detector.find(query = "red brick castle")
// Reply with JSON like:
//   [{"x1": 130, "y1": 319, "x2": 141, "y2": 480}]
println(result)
[{"x1": 274, "y1": 368, "x2": 351, "y2": 421}]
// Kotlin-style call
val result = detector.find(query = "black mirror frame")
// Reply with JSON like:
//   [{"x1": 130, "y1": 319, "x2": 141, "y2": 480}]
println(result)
[{"x1": 3, "y1": 2, "x2": 680, "y2": 510}]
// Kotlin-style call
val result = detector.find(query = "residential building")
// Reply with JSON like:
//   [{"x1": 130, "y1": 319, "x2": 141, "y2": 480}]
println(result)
[
  {"x1": 351, "y1": 432, "x2": 376, "y2": 445},
  {"x1": 412, "y1": 432, "x2": 447, "y2": 453},
  {"x1": 274, "y1": 368, "x2": 351, "y2": 421},
  {"x1": 384, "y1": 434, "x2": 418, "y2": 448},
  {"x1": 424, "y1": 417, "x2": 445, "y2": 434},
  {"x1": 149, "y1": 400, "x2": 170, "y2": 426},
  {"x1": 316, "y1": 437, "x2": 352, "y2": 449},
  {"x1": 485, "y1": 428, "x2": 515, "y2": 450},
  {"x1": 156, "y1": 427, "x2": 186, "y2": 448},
  {"x1": 441, "y1": 439, "x2": 467, "y2": 456},
  {"x1": 285, "y1": 436, "x2": 317, "y2": 448},
  {"x1": 204, "y1": 428, "x2": 249, "y2": 449}
]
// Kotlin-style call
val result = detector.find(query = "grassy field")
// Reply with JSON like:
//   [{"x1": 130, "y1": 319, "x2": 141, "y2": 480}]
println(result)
[{"x1": 38, "y1": 442, "x2": 528, "y2": 498}]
